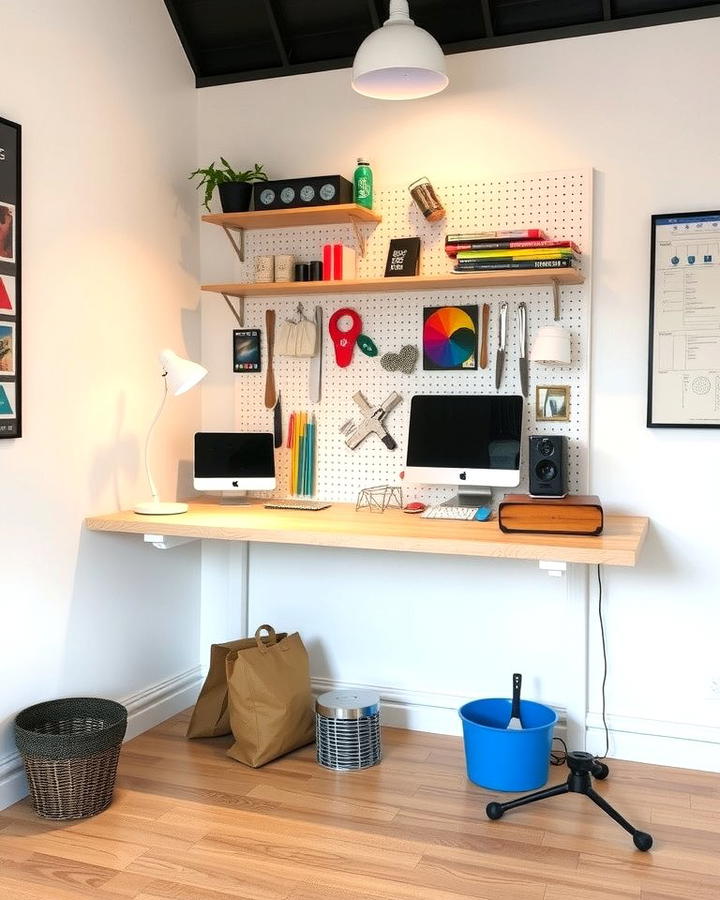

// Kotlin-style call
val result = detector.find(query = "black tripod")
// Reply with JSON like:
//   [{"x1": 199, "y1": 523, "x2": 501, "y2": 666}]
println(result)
[{"x1": 485, "y1": 751, "x2": 653, "y2": 851}]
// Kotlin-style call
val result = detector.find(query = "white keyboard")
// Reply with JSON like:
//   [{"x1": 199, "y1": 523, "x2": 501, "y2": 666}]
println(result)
[{"x1": 421, "y1": 505, "x2": 480, "y2": 520}]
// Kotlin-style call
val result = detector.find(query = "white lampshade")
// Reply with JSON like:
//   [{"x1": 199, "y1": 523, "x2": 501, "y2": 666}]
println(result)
[
  {"x1": 531, "y1": 326, "x2": 571, "y2": 366},
  {"x1": 352, "y1": 0, "x2": 448, "y2": 100},
  {"x1": 159, "y1": 349, "x2": 207, "y2": 396}
]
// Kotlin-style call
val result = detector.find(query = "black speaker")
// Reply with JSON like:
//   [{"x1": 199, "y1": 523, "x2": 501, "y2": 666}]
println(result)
[{"x1": 528, "y1": 436, "x2": 568, "y2": 498}]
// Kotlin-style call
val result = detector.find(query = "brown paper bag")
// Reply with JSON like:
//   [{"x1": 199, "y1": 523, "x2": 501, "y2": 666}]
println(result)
[
  {"x1": 187, "y1": 632, "x2": 287, "y2": 738},
  {"x1": 225, "y1": 624, "x2": 315, "y2": 767}
]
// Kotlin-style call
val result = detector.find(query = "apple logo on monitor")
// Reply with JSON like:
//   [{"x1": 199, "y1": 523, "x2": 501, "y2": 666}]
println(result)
[{"x1": 459, "y1": 471, "x2": 467, "y2": 480}]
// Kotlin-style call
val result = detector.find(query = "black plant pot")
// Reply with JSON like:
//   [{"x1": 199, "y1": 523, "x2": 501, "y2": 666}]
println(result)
[{"x1": 218, "y1": 182, "x2": 253, "y2": 213}]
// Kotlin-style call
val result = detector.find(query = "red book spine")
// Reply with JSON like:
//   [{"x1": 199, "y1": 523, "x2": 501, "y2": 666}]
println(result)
[
  {"x1": 332, "y1": 243, "x2": 343, "y2": 280},
  {"x1": 446, "y1": 240, "x2": 579, "y2": 257},
  {"x1": 322, "y1": 244, "x2": 333, "y2": 280}
]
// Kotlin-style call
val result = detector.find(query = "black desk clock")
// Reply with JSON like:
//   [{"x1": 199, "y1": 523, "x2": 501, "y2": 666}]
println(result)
[{"x1": 253, "y1": 175, "x2": 353, "y2": 210}]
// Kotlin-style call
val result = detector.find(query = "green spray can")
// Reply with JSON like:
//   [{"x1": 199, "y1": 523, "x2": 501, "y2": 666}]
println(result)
[{"x1": 354, "y1": 158, "x2": 373, "y2": 209}]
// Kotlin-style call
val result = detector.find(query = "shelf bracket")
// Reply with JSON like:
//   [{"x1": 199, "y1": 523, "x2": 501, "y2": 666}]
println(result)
[
  {"x1": 539, "y1": 560, "x2": 567, "y2": 578},
  {"x1": 143, "y1": 533, "x2": 197, "y2": 551},
  {"x1": 221, "y1": 225, "x2": 245, "y2": 263},
  {"x1": 552, "y1": 279, "x2": 561, "y2": 321},
  {"x1": 222, "y1": 293, "x2": 244, "y2": 327},
  {"x1": 348, "y1": 216, "x2": 367, "y2": 258}
]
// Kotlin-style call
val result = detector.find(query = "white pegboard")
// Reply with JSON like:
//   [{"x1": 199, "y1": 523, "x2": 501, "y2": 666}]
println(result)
[{"x1": 227, "y1": 168, "x2": 592, "y2": 505}]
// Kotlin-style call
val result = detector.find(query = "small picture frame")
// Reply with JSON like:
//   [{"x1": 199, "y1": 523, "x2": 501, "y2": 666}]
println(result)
[
  {"x1": 233, "y1": 328, "x2": 261, "y2": 372},
  {"x1": 536, "y1": 385, "x2": 569, "y2": 421}
]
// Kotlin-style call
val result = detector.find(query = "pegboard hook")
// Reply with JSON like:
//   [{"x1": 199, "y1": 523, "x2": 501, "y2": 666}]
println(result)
[{"x1": 552, "y1": 279, "x2": 561, "y2": 321}]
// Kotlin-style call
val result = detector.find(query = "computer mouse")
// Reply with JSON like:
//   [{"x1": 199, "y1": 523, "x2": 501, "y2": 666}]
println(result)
[
  {"x1": 474, "y1": 507, "x2": 492, "y2": 522},
  {"x1": 404, "y1": 502, "x2": 426, "y2": 514}
]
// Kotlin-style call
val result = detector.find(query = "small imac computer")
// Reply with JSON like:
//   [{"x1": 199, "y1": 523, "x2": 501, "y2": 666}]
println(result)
[
  {"x1": 405, "y1": 395, "x2": 523, "y2": 506},
  {"x1": 194, "y1": 432, "x2": 276, "y2": 500}
]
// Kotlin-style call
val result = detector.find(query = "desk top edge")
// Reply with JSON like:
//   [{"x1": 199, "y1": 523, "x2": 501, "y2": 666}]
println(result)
[{"x1": 84, "y1": 502, "x2": 649, "y2": 567}]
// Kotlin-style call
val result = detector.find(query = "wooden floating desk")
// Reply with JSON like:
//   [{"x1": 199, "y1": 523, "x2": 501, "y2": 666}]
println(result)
[{"x1": 85, "y1": 502, "x2": 648, "y2": 568}]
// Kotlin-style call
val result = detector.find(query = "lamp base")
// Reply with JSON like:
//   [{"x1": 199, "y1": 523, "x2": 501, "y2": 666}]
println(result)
[{"x1": 133, "y1": 501, "x2": 189, "y2": 515}]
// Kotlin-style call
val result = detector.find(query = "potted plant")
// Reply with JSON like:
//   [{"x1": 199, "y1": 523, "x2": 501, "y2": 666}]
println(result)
[{"x1": 189, "y1": 159, "x2": 269, "y2": 213}]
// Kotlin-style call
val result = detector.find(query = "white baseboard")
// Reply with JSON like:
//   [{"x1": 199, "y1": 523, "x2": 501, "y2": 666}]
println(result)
[
  {"x1": 0, "y1": 666, "x2": 203, "y2": 812},
  {"x1": 586, "y1": 712, "x2": 720, "y2": 773},
  {"x1": 311, "y1": 675, "x2": 568, "y2": 741}
]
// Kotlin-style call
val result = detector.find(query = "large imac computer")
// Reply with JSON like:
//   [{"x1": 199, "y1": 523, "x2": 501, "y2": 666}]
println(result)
[
  {"x1": 194, "y1": 432, "x2": 276, "y2": 499},
  {"x1": 405, "y1": 395, "x2": 523, "y2": 506}
]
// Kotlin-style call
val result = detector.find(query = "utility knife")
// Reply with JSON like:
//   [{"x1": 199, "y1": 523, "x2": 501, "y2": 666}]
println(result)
[
  {"x1": 495, "y1": 301, "x2": 508, "y2": 390},
  {"x1": 273, "y1": 391, "x2": 282, "y2": 448},
  {"x1": 517, "y1": 302, "x2": 528, "y2": 397}
]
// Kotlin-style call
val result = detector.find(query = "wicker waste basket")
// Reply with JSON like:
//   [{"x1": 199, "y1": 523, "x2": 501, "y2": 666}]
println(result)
[{"x1": 14, "y1": 697, "x2": 127, "y2": 820}]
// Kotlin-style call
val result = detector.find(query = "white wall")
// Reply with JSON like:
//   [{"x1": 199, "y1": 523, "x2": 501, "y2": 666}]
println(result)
[
  {"x1": 198, "y1": 19, "x2": 720, "y2": 769},
  {"x1": 0, "y1": 0, "x2": 202, "y2": 807}
]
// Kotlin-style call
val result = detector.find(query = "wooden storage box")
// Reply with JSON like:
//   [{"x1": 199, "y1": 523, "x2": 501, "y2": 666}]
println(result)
[{"x1": 498, "y1": 494, "x2": 604, "y2": 536}]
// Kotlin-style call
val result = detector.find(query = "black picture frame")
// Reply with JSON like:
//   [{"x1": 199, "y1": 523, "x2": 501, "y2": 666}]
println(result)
[
  {"x1": 0, "y1": 115, "x2": 21, "y2": 439},
  {"x1": 648, "y1": 210, "x2": 720, "y2": 429}
]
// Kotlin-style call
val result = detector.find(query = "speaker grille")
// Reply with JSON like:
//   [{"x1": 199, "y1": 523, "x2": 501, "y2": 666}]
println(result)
[{"x1": 315, "y1": 690, "x2": 382, "y2": 772}]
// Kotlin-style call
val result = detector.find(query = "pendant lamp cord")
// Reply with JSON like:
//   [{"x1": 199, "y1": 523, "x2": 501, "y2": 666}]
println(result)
[
  {"x1": 143, "y1": 375, "x2": 168, "y2": 504},
  {"x1": 388, "y1": 0, "x2": 411, "y2": 22}
]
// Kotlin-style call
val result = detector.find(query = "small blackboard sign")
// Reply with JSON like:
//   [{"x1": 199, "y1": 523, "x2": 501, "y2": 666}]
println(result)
[{"x1": 385, "y1": 237, "x2": 420, "y2": 277}]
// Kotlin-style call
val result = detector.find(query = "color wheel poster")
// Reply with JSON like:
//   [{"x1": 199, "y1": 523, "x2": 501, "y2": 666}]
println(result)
[
  {"x1": 648, "y1": 212, "x2": 720, "y2": 427},
  {"x1": 0, "y1": 115, "x2": 20, "y2": 438},
  {"x1": 423, "y1": 305, "x2": 478, "y2": 370}
]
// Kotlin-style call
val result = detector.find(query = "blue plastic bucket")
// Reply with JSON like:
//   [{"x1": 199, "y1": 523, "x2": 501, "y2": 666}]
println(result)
[{"x1": 459, "y1": 698, "x2": 557, "y2": 792}]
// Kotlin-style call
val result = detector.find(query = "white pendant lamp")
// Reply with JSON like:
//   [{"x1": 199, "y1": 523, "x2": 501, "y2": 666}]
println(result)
[
  {"x1": 352, "y1": 0, "x2": 448, "y2": 100},
  {"x1": 134, "y1": 349, "x2": 207, "y2": 516}
]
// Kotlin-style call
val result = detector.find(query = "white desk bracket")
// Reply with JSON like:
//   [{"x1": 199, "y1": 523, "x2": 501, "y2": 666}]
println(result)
[
  {"x1": 552, "y1": 279, "x2": 561, "y2": 321},
  {"x1": 348, "y1": 216, "x2": 367, "y2": 258},
  {"x1": 539, "y1": 559, "x2": 567, "y2": 577},
  {"x1": 221, "y1": 293, "x2": 244, "y2": 327},
  {"x1": 221, "y1": 225, "x2": 245, "y2": 263},
  {"x1": 144, "y1": 533, "x2": 197, "y2": 551}
]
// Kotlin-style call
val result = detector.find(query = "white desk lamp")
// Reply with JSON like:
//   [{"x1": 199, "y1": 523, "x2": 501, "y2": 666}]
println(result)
[{"x1": 133, "y1": 349, "x2": 207, "y2": 516}]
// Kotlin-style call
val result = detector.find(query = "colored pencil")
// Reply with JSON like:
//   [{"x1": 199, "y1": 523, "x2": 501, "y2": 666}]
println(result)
[{"x1": 307, "y1": 415, "x2": 316, "y2": 495}]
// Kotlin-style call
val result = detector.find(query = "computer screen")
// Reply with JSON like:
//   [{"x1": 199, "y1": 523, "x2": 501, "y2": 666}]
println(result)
[
  {"x1": 405, "y1": 395, "x2": 523, "y2": 492},
  {"x1": 193, "y1": 433, "x2": 276, "y2": 492}
]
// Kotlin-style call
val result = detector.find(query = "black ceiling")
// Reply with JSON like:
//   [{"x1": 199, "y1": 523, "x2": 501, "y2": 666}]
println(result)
[{"x1": 164, "y1": 0, "x2": 720, "y2": 88}]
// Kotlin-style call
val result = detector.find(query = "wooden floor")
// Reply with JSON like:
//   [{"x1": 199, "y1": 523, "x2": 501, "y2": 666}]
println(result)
[{"x1": 1, "y1": 712, "x2": 719, "y2": 899}]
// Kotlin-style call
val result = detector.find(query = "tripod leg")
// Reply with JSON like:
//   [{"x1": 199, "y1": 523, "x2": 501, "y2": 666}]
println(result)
[
  {"x1": 487, "y1": 782, "x2": 569, "y2": 820},
  {"x1": 585, "y1": 787, "x2": 653, "y2": 850}
]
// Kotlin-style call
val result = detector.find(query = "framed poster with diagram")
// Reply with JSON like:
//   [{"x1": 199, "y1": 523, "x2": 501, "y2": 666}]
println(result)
[
  {"x1": 648, "y1": 210, "x2": 720, "y2": 428},
  {"x1": 0, "y1": 115, "x2": 20, "y2": 438}
]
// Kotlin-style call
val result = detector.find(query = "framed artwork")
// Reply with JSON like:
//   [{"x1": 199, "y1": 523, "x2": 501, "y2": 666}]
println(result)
[
  {"x1": 648, "y1": 211, "x2": 720, "y2": 428},
  {"x1": 0, "y1": 115, "x2": 20, "y2": 438},
  {"x1": 536, "y1": 385, "x2": 569, "y2": 421},
  {"x1": 423, "y1": 305, "x2": 478, "y2": 370}
]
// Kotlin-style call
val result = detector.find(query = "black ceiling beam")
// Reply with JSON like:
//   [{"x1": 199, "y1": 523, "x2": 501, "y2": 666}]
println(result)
[
  {"x1": 193, "y1": 4, "x2": 720, "y2": 89},
  {"x1": 480, "y1": 0, "x2": 495, "y2": 38},
  {"x1": 163, "y1": 0, "x2": 200, "y2": 77},
  {"x1": 197, "y1": 56, "x2": 359, "y2": 89},
  {"x1": 416, "y1": 5, "x2": 720, "y2": 62},
  {"x1": 366, "y1": 0, "x2": 381, "y2": 30},
  {"x1": 262, "y1": 0, "x2": 290, "y2": 68}
]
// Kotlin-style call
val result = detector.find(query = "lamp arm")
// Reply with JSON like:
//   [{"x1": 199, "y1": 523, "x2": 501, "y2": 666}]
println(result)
[{"x1": 143, "y1": 376, "x2": 168, "y2": 504}]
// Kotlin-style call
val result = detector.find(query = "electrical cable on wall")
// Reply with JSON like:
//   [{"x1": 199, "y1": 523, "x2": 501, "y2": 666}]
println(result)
[{"x1": 597, "y1": 563, "x2": 610, "y2": 760}]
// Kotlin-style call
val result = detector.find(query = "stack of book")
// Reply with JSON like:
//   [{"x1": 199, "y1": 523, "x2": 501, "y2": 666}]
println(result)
[{"x1": 446, "y1": 229, "x2": 580, "y2": 273}]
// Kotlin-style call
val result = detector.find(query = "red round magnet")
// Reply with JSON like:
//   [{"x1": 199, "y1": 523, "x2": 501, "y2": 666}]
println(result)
[{"x1": 328, "y1": 308, "x2": 363, "y2": 367}]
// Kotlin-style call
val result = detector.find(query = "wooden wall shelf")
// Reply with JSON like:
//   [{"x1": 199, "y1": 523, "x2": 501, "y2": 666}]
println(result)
[
  {"x1": 202, "y1": 269, "x2": 584, "y2": 299},
  {"x1": 202, "y1": 204, "x2": 382, "y2": 231},
  {"x1": 85, "y1": 502, "x2": 648, "y2": 568}
]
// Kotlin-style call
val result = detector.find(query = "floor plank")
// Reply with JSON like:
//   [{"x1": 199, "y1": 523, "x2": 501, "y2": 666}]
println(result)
[{"x1": 1, "y1": 713, "x2": 719, "y2": 899}]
